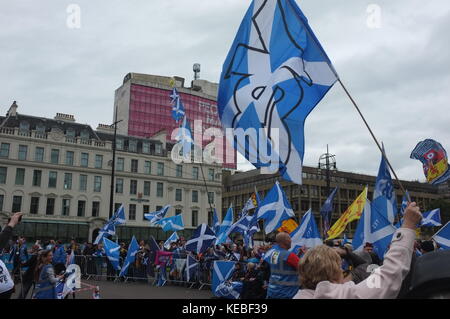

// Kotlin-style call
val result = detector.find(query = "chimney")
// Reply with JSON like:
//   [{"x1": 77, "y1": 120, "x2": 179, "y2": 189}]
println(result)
[
  {"x1": 54, "y1": 113, "x2": 76, "y2": 122},
  {"x1": 6, "y1": 101, "x2": 18, "y2": 117},
  {"x1": 96, "y1": 123, "x2": 114, "y2": 133}
]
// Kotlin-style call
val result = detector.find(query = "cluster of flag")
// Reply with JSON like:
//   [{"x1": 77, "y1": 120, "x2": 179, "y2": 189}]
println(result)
[{"x1": 94, "y1": 205, "x2": 126, "y2": 245}]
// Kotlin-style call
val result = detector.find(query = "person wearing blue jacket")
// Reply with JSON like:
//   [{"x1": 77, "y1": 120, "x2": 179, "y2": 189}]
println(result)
[
  {"x1": 9, "y1": 237, "x2": 28, "y2": 283},
  {"x1": 52, "y1": 240, "x2": 67, "y2": 275}
]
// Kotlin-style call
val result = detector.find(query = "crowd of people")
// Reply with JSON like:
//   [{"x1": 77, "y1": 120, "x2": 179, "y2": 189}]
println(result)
[{"x1": 1, "y1": 202, "x2": 450, "y2": 299}]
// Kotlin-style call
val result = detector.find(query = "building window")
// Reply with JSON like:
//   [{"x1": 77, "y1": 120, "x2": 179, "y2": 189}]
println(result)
[
  {"x1": 46, "y1": 198, "x2": 55, "y2": 215},
  {"x1": 0, "y1": 143, "x2": 10, "y2": 158},
  {"x1": 30, "y1": 197, "x2": 39, "y2": 215},
  {"x1": 116, "y1": 178, "x2": 124, "y2": 194},
  {"x1": 0, "y1": 195, "x2": 4, "y2": 211},
  {"x1": 35, "y1": 147, "x2": 44, "y2": 162},
  {"x1": 12, "y1": 196, "x2": 22, "y2": 213},
  {"x1": 51, "y1": 149, "x2": 59, "y2": 164},
  {"x1": 81, "y1": 153, "x2": 89, "y2": 167},
  {"x1": 19, "y1": 121, "x2": 30, "y2": 133},
  {"x1": 94, "y1": 176, "x2": 102, "y2": 192},
  {"x1": 131, "y1": 159, "x2": 138, "y2": 173},
  {"x1": 129, "y1": 204, "x2": 136, "y2": 220},
  {"x1": 142, "y1": 142, "x2": 150, "y2": 154},
  {"x1": 129, "y1": 140, "x2": 137, "y2": 152},
  {"x1": 18, "y1": 145, "x2": 27, "y2": 160},
  {"x1": 192, "y1": 210, "x2": 198, "y2": 227},
  {"x1": 144, "y1": 161, "x2": 151, "y2": 174},
  {"x1": 79, "y1": 175, "x2": 87, "y2": 191},
  {"x1": 155, "y1": 144, "x2": 162, "y2": 155},
  {"x1": 156, "y1": 182, "x2": 164, "y2": 197},
  {"x1": 175, "y1": 189, "x2": 182, "y2": 201},
  {"x1": 66, "y1": 151, "x2": 74, "y2": 166},
  {"x1": 130, "y1": 180, "x2": 137, "y2": 195},
  {"x1": 48, "y1": 171, "x2": 57, "y2": 188},
  {"x1": 116, "y1": 138, "x2": 124, "y2": 150},
  {"x1": 143, "y1": 205, "x2": 150, "y2": 220},
  {"x1": 64, "y1": 173, "x2": 72, "y2": 190},
  {"x1": 208, "y1": 169, "x2": 214, "y2": 181},
  {"x1": 144, "y1": 181, "x2": 151, "y2": 196},
  {"x1": 95, "y1": 155, "x2": 103, "y2": 169},
  {"x1": 77, "y1": 200, "x2": 86, "y2": 217},
  {"x1": 157, "y1": 162, "x2": 164, "y2": 176},
  {"x1": 80, "y1": 130, "x2": 90, "y2": 141},
  {"x1": 116, "y1": 158, "x2": 124, "y2": 171},
  {"x1": 66, "y1": 128, "x2": 75, "y2": 138},
  {"x1": 176, "y1": 165, "x2": 183, "y2": 178},
  {"x1": 208, "y1": 192, "x2": 215, "y2": 204},
  {"x1": 15, "y1": 168, "x2": 25, "y2": 185},
  {"x1": 192, "y1": 167, "x2": 199, "y2": 180},
  {"x1": 0, "y1": 167, "x2": 6, "y2": 184},
  {"x1": 192, "y1": 190, "x2": 199, "y2": 203},
  {"x1": 62, "y1": 199, "x2": 70, "y2": 216},
  {"x1": 92, "y1": 201, "x2": 100, "y2": 217}
]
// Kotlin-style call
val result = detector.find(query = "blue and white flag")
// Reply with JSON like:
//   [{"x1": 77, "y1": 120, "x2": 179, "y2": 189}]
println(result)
[
  {"x1": 216, "y1": 205, "x2": 234, "y2": 245},
  {"x1": 215, "y1": 281, "x2": 243, "y2": 299},
  {"x1": 433, "y1": 222, "x2": 450, "y2": 250},
  {"x1": 373, "y1": 148, "x2": 397, "y2": 224},
  {"x1": 157, "y1": 214, "x2": 185, "y2": 232},
  {"x1": 93, "y1": 205, "x2": 126, "y2": 245},
  {"x1": 175, "y1": 116, "x2": 194, "y2": 157},
  {"x1": 186, "y1": 255, "x2": 198, "y2": 282},
  {"x1": 257, "y1": 181, "x2": 295, "y2": 234},
  {"x1": 290, "y1": 209, "x2": 322, "y2": 251},
  {"x1": 212, "y1": 261, "x2": 236, "y2": 296},
  {"x1": 421, "y1": 208, "x2": 442, "y2": 227},
  {"x1": 170, "y1": 88, "x2": 185, "y2": 123},
  {"x1": 65, "y1": 249, "x2": 75, "y2": 267},
  {"x1": 399, "y1": 191, "x2": 409, "y2": 216},
  {"x1": 218, "y1": 0, "x2": 338, "y2": 184},
  {"x1": 103, "y1": 238, "x2": 121, "y2": 271},
  {"x1": 352, "y1": 199, "x2": 397, "y2": 259},
  {"x1": 110, "y1": 205, "x2": 126, "y2": 225},
  {"x1": 213, "y1": 208, "x2": 221, "y2": 236},
  {"x1": 320, "y1": 187, "x2": 338, "y2": 237},
  {"x1": 228, "y1": 214, "x2": 253, "y2": 236},
  {"x1": 243, "y1": 213, "x2": 260, "y2": 248},
  {"x1": 186, "y1": 224, "x2": 217, "y2": 254},
  {"x1": 145, "y1": 205, "x2": 170, "y2": 225},
  {"x1": 119, "y1": 236, "x2": 139, "y2": 277},
  {"x1": 164, "y1": 232, "x2": 180, "y2": 250}
]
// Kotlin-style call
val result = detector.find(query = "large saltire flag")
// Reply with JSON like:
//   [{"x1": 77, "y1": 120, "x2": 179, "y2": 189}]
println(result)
[
  {"x1": 373, "y1": 147, "x2": 397, "y2": 224},
  {"x1": 352, "y1": 199, "x2": 397, "y2": 259},
  {"x1": 119, "y1": 236, "x2": 139, "y2": 277},
  {"x1": 421, "y1": 209, "x2": 442, "y2": 227},
  {"x1": 212, "y1": 261, "x2": 236, "y2": 297},
  {"x1": 186, "y1": 224, "x2": 217, "y2": 254},
  {"x1": 410, "y1": 139, "x2": 450, "y2": 185},
  {"x1": 144, "y1": 205, "x2": 170, "y2": 225},
  {"x1": 218, "y1": 0, "x2": 338, "y2": 184},
  {"x1": 157, "y1": 214, "x2": 185, "y2": 232},
  {"x1": 257, "y1": 181, "x2": 295, "y2": 234},
  {"x1": 103, "y1": 238, "x2": 121, "y2": 271},
  {"x1": 290, "y1": 209, "x2": 322, "y2": 252},
  {"x1": 327, "y1": 187, "x2": 368, "y2": 240},
  {"x1": 432, "y1": 222, "x2": 450, "y2": 250}
]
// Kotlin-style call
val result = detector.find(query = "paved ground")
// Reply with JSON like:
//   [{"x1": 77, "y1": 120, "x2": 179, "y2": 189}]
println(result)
[{"x1": 12, "y1": 280, "x2": 214, "y2": 299}]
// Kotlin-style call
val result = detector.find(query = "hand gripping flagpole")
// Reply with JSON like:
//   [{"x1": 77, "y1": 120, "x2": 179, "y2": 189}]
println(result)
[{"x1": 337, "y1": 78, "x2": 411, "y2": 202}]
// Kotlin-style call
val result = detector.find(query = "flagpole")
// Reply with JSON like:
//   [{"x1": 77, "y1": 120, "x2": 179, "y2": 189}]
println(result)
[
  {"x1": 338, "y1": 79, "x2": 410, "y2": 201},
  {"x1": 199, "y1": 163, "x2": 216, "y2": 221}
]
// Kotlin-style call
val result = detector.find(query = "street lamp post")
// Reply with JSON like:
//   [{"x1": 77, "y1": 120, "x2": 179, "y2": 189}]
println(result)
[
  {"x1": 109, "y1": 111, "x2": 123, "y2": 219},
  {"x1": 318, "y1": 145, "x2": 337, "y2": 236}
]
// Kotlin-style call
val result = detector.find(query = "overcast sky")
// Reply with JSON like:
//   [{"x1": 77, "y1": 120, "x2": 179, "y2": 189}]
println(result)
[{"x1": 0, "y1": 0, "x2": 449, "y2": 183}]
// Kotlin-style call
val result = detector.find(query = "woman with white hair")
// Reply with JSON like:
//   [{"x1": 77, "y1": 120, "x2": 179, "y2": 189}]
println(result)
[{"x1": 294, "y1": 202, "x2": 422, "y2": 299}]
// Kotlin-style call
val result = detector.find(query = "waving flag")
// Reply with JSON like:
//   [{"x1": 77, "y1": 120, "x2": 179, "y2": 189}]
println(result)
[
  {"x1": 399, "y1": 191, "x2": 409, "y2": 216},
  {"x1": 94, "y1": 205, "x2": 126, "y2": 245},
  {"x1": 433, "y1": 222, "x2": 450, "y2": 250},
  {"x1": 290, "y1": 209, "x2": 322, "y2": 252},
  {"x1": 145, "y1": 205, "x2": 170, "y2": 225},
  {"x1": 327, "y1": 187, "x2": 367, "y2": 240},
  {"x1": 175, "y1": 116, "x2": 194, "y2": 157},
  {"x1": 212, "y1": 208, "x2": 221, "y2": 236},
  {"x1": 212, "y1": 261, "x2": 236, "y2": 296},
  {"x1": 243, "y1": 213, "x2": 260, "y2": 248},
  {"x1": 216, "y1": 205, "x2": 234, "y2": 245},
  {"x1": 218, "y1": 0, "x2": 338, "y2": 184},
  {"x1": 119, "y1": 236, "x2": 139, "y2": 277},
  {"x1": 410, "y1": 139, "x2": 450, "y2": 185},
  {"x1": 373, "y1": 148, "x2": 397, "y2": 223},
  {"x1": 186, "y1": 255, "x2": 199, "y2": 282},
  {"x1": 157, "y1": 214, "x2": 185, "y2": 232},
  {"x1": 320, "y1": 187, "x2": 338, "y2": 237},
  {"x1": 215, "y1": 281, "x2": 243, "y2": 299},
  {"x1": 110, "y1": 205, "x2": 126, "y2": 225},
  {"x1": 164, "y1": 232, "x2": 180, "y2": 250},
  {"x1": 103, "y1": 238, "x2": 121, "y2": 271},
  {"x1": 170, "y1": 88, "x2": 185, "y2": 123},
  {"x1": 352, "y1": 199, "x2": 397, "y2": 259},
  {"x1": 186, "y1": 224, "x2": 216, "y2": 254},
  {"x1": 257, "y1": 181, "x2": 295, "y2": 234},
  {"x1": 421, "y1": 209, "x2": 442, "y2": 227}
]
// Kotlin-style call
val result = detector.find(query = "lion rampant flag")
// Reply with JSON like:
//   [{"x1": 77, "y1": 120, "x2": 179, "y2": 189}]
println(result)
[
  {"x1": 326, "y1": 187, "x2": 368, "y2": 240},
  {"x1": 277, "y1": 219, "x2": 299, "y2": 234}
]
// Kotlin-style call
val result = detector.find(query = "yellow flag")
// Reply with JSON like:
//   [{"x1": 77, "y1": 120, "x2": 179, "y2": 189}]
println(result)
[
  {"x1": 327, "y1": 187, "x2": 368, "y2": 240},
  {"x1": 277, "y1": 219, "x2": 299, "y2": 234}
]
